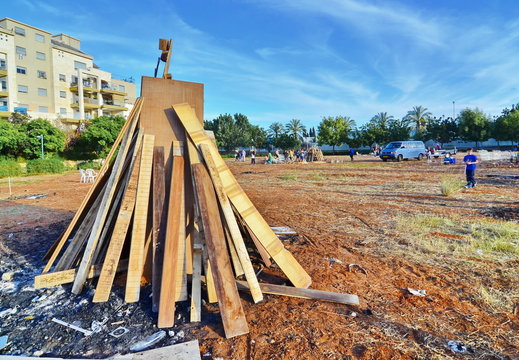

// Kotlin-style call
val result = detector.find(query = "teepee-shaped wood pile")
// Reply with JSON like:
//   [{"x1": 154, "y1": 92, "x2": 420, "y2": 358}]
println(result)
[{"x1": 35, "y1": 75, "x2": 314, "y2": 337}]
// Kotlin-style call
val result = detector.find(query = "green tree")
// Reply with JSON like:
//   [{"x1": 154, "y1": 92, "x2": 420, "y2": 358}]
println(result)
[
  {"x1": 8, "y1": 112, "x2": 31, "y2": 125},
  {"x1": 405, "y1": 105, "x2": 432, "y2": 135},
  {"x1": 458, "y1": 108, "x2": 491, "y2": 147},
  {"x1": 387, "y1": 118, "x2": 411, "y2": 141},
  {"x1": 273, "y1": 133, "x2": 301, "y2": 150},
  {"x1": 426, "y1": 117, "x2": 459, "y2": 146},
  {"x1": 493, "y1": 111, "x2": 519, "y2": 143},
  {"x1": 248, "y1": 125, "x2": 268, "y2": 149},
  {"x1": 21, "y1": 118, "x2": 66, "y2": 159},
  {"x1": 285, "y1": 119, "x2": 306, "y2": 140},
  {"x1": 0, "y1": 120, "x2": 25, "y2": 158},
  {"x1": 76, "y1": 115, "x2": 125, "y2": 157},
  {"x1": 317, "y1": 116, "x2": 355, "y2": 153},
  {"x1": 268, "y1": 122, "x2": 284, "y2": 140}
]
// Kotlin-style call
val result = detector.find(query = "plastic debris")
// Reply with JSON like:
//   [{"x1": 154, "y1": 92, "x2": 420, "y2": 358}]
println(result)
[
  {"x1": 325, "y1": 257, "x2": 343, "y2": 266},
  {"x1": 52, "y1": 318, "x2": 93, "y2": 336},
  {"x1": 8, "y1": 233, "x2": 14, "y2": 238},
  {"x1": 0, "y1": 335, "x2": 8, "y2": 350},
  {"x1": 408, "y1": 288, "x2": 426, "y2": 296},
  {"x1": 448, "y1": 340, "x2": 467, "y2": 353},
  {"x1": 348, "y1": 263, "x2": 368, "y2": 275},
  {"x1": 26, "y1": 194, "x2": 47, "y2": 200},
  {"x1": 109, "y1": 327, "x2": 129, "y2": 338},
  {"x1": 0, "y1": 308, "x2": 18, "y2": 317},
  {"x1": 1, "y1": 272, "x2": 15, "y2": 281},
  {"x1": 129, "y1": 330, "x2": 166, "y2": 352}
]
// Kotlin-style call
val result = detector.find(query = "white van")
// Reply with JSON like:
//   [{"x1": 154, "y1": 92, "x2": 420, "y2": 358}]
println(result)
[{"x1": 380, "y1": 141, "x2": 426, "y2": 161}]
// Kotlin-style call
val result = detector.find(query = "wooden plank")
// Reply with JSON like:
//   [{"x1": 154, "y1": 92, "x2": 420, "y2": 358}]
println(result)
[
  {"x1": 43, "y1": 98, "x2": 142, "y2": 271},
  {"x1": 125, "y1": 134, "x2": 155, "y2": 302},
  {"x1": 152, "y1": 147, "x2": 167, "y2": 312},
  {"x1": 163, "y1": 39, "x2": 173, "y2": 79},
  {"x1": 189, "y1": 246, "x2": 202, "y2": 322},
  {"x1": 91, "y1": 130, "x2": 143, "y2": 266},
  {"x1": 174, "y1": 103, "x2": 311, "y2": 288},
  {"x1": 172, "y1": 142, "x2": 188, "y2": 302},
  {"x1": 186, "y1": 137, "x2": 217, "y2": 303},
  {"x1": 199, "y1": 144, "x2": 262, "y2": 303},
  {"x1": 34, "y1": 260, "x2": 128, "y2": 289},
  {"x1": 157, "y1": 154, "x2": 184, "y2": 328},
  {"x1": 71, "y1": 103, "x2": 142, "y2": 295},
  {"x1": 192, "y1": 163, "x2": 249, "y2": 338},
  {"x1": 237, "y1": 214, "x2": 272, "y2": 267},
  {"x1": 236, "y1": 281, "x2": 360, "y2": 306},
  {"x1": 92, "y1": 144, "x2": 142, "y2": 302},
  {"x1": 224, "y1": 222, "x2": 245, "y2": 277}
]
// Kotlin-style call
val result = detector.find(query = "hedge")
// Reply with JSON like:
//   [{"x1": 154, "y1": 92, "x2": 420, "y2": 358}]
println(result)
[
  {"x1": 26, "y1": 159, "x2": 66, "y2": 175},
  {"x1": 0, "y1": 161, "x2": 23, "y2": 178},
  {"x1": 77, "y1": 160, "x2": 102, "y2": 170}
]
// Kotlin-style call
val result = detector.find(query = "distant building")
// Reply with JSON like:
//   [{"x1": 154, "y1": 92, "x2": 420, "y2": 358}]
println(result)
[{"x1": 0, "y1": 18, "x2": 136, "y2": 127}]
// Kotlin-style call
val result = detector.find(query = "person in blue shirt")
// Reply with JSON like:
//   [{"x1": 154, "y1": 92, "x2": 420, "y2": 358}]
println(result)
[
  {"x1": 349, "y1": 148, "x2": 355, "y2": 161},
  {"x1": 463, "y1": 148, "x2": 479, "y2": 188}
]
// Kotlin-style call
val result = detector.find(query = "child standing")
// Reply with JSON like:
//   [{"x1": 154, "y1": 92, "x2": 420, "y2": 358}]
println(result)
[{"x1": 463, "y1": 148, "x2": 479, "y2": 188}]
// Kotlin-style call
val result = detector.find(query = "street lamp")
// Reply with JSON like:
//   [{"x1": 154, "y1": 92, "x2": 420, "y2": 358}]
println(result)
[
  {"x1": 452, "y1": 101, "x2": 455, "y2": 120},
  {"x1": 36, "y1": 135, "x2": 44, "y2": 159}
]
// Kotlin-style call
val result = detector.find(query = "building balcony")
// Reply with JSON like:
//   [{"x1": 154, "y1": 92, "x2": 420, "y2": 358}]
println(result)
[
  {"x1": 14, "y1": 107, "x2": 28, "y2": 114},
  {"x1": 100, "y1": 85, "x2": 126, "y2": 96},
  {"x1": 0, "y1": 90, "x2": 8, "y2": 97},
  {"x1": 0, "y1": 105, "x2": 9, "y2": 118},
  {"x1": 70, "y1": 82, "x2": 99, "y2": 94},
  {"x1": 0, "y1": 66, "x2": 7, "y2": 77},
  {"x1": 71, "y1": 98, "x2": 101, "y2": 110},
  {"x1": 102, "y1": 100, "x2": 127, "y2": 111}
]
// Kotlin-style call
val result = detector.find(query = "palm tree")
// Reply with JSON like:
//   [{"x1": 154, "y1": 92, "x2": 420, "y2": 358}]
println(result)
[
  {"x1": 268, "y1": 122, "x2": 284, "y2": 139},
  {"x1": 405, "y1": 106, "x2": 432, "y2": 132},
  {"x1": 373, "y1": 112, "x2": 394, "y2": 125},
  {"x1": 285, "y1": 119, "x2": 307, "y2": 139}
]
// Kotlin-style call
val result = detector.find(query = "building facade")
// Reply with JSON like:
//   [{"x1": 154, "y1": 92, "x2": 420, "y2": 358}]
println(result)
[{"x1": 0, "y1": 18, "x2": 136, "y2": 126}]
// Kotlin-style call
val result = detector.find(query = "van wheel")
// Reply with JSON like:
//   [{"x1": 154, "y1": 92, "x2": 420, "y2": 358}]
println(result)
[
  {"x1": 418, "y1": 153, "x2": 424, "y2": 160},
  {"x1": 382, "y1": 158, "x2": 387, "y2": 162},
  {"x1": 397, "y1": 154, "x2": 403, "y2": 162}
]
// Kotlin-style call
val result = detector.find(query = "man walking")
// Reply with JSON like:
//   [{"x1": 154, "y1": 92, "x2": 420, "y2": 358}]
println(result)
[
  {"x1": 463, "y1": 148, "x2": 479, "y2": 188},
  {"x1": 349, "y1": 148, "x2": 355, "y2": 162}
]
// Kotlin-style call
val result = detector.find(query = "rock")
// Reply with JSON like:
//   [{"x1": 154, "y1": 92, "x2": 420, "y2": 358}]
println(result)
[{"x1": 2, "y1": 272, "x2": 15, "y2": 281}]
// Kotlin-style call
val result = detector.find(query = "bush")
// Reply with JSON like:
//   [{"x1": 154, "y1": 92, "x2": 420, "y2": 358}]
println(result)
[
  {"x1": 77, "y1": 160, "x2": 102, "y2": 170},
  {"x1": 26, "y1": 159, "x2": 65, "y2": 175},
  {"x1": 0, "y1": 161, "x2": 23, "y2": 178},
  {"x1": 440, "y1": 176, "x2": 464, "y2": 196}
]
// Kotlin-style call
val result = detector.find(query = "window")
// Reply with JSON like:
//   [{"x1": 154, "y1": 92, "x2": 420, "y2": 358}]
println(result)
[
  {"x1": 18, "y1": 85, "x2": 28, "y2": 93},
  {"x1": 118, "y1": 85, "x2": 125, "y2": 92},
  {"x1": 60, "y1": 91, "x2": 66, "y2": 98},
  {"x1": 16, "y1": 46, "x2": 26, "y2": 56},
  {"x1": 35, "y1": 33, "x2": 45, "y2": 43},
  {"x1": 59, "y1": 74, "x2": 66, "y2": 82},
  {"x1": 38, "y1": 88, "x2": 47, "y2": 96},
  {"x1": 74, "y1": 61, "x2": 87, "y2": 70},
  {"x1": 38, "y1": 106, "x2": 48, "y2": 113},
  {"x1": 60, "y1": 108, "x2": 67, "y2": 115},
  {"x1": 37, "y1": 70, "x2": 47, "y2": 79},
  {"x1": 16, "y1": 66, "x2": 26, "y2": 74},
  {"x1": 14, "y1": 26, "x2": 25, "y2": 36},
  {"x1": 36, "y1": 52, "x2": 46, "y2": 60},
  {"x1": 72, "y1": 75, "x2": 78, "y2": 84}
]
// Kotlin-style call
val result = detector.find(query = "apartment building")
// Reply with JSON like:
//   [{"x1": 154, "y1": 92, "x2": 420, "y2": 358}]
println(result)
[{"x1": 0, "y1": 18, "x2": 136, "y2": 126}]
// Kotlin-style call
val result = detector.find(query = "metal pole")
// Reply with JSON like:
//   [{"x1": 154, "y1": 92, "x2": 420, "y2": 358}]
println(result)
[
  {"x1": 452, "y1": 101, "x2": 455, "y2": 120},
  {"x1": 41, "y1": 135, "x2": 44, "y2": 159}
]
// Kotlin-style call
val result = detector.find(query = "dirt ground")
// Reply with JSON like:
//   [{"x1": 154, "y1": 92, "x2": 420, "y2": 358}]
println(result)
[{"x1": 0, "y1": 154, "x2": 518, "y2": 359}]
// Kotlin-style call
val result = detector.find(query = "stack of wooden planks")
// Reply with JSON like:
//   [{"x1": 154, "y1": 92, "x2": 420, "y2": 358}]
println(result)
[{"x1": 35, "y1": 95, "x2": 323, "y2": 338}]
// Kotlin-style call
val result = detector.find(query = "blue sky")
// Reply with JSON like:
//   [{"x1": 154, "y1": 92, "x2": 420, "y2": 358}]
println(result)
[{"x1": 4, "y1": 0, "x2": 519, "y2": 128}]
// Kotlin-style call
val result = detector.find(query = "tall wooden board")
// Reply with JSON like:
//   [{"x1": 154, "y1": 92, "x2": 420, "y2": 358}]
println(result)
[
  {"x1": 152, "y1": 147, "x2": 167, "y2": 312},
  {"x1": 192, "y1": 163, "x2": 249, "y2": 338},
  {"x1": 125, "y1": 134, "x2": 155, "y2": 302}
]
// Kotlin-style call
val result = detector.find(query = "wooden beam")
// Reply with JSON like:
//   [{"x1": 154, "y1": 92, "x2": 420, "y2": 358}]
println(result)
[
  {"x1": 174, "y1": 103, "x2": 311, "y2": 288},
  {"x1": 92, "y1": 143, "x2": 142, "y2": 303},
  {"x1": 199, "y1": 144, "x2": 262, "y2": 303},
  {"x1": 224, "y1": 222, "x2": 245, "y2": 277},
  {"x1": 172, "y1": 142, "x2": 187, "y2": 302},
  {"x1": 186, "y1": 137, "x2": 217, "y2": 303},
  {"x1": 125, "y1": 134, "x2": 155, "y2": 302},
  {"x1": 189, "y1": 246, "x2": 202, "y2": 322},
  {"x1": 152, "y1": 147, "x2": 167, "y2": 312},
  {"x1": 157, "y1": 154, "x2": 184, "y2": 328},
  {"x1": 162, "y1": 39, "x2": 173, "y2": 79},
  {"x1": 192, "y1": 163, "x2": 249, "y2": 338},
  {"x1": 34, "y1": 260, "x2": 128, "y2": 289},
  {"x1": 71, "y1": 104, "x2": 142, "y2": 295},
  {"x1": 236, "y1": 281, "x2": 360, "y2": 306},
  {"x1": 43, "y1": 98, "x2": 143, "y2": 272}
]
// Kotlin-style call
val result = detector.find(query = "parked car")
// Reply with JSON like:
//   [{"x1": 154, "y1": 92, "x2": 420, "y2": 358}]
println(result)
[
  {"x1": 380, "y1": 141, "x2": 426, "y2": 161},
  {"x1": 432, "y1": 148, "x2": 457, "y2": 158}
]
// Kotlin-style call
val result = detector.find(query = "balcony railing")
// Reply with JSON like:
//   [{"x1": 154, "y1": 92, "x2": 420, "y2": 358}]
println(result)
[
  {"x1": 14, "y1": 107, "x2": 28, "y2": 114},
  {"x1": 84, "y1": 98, "x2": 98, "y2": 105},
  {"x1": 0, "y1": 65, "x2": 6, "y2": 71},
  {"x1": 103, "y1": 100, "x2": 126, "y2": 107},
  {"x1": 0, "y1": 105, "x2": 8, "y2": 112}
]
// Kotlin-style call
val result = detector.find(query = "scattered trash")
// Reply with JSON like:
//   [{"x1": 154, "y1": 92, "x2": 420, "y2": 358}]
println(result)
[
  {"x1": 8, "y1": 233, "x2": 14, "y2": 238},
  {"x1": 0, "y1": 308, "x2": 18, "y2": 317},
  {"x1": 24, "y1": 315, "x2": 34, "y2": 320},
  {"x1": 0, "y1": 335, "x2": 8, "y2": 350},
  {"x1": 1, "y1": 272, "x2": 15, "y2": 281},
  {"x1": 448, "y1": 340, "x2": 467, "y2": 353},
  {"x1": 475, "y1": 249, "x2": 483, "y2": 255},
  {"x1": 17, "y1": 222, "x2": 24, "y2": 225},
  {"x1": 26, "y1": 194, "x2": 47, "y2": 200},
  {"x1": 129, "y1": 330, "x2": 166, "y2": 352},
  {"x1": 348, "y1": 263, "x2": 368, "y2": 275},
  {"x1": 109, "y1": 326, "x2": 129, "y2": 338},
  {"x1": 350, "y1": 312, "x2": 357, "y2": 317},
  {"x1": 408, "y1": 288, "x2": 426, "y2": 297},
  {"x1": 111, "y1": 320, "x2": 124, "y2": 326},
  {"x1": 325, "y1": 257, "x2": 343, "y2": 266},
  {"x1": 362, "y1": 309, "x2": 373, "y2": 316},
  {"x1": 91, "y1": 318, "x2": 107, "y2": 333},
  {"x1": 52, "y1": 318, "x2": 93, "y2": 336}
]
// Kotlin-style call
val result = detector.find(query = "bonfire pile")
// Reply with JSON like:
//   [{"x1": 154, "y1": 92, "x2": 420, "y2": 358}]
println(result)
[
  {"x1": 306, "y1": 146, "x2": 325, "y2": 162},
  {"x1": 35, "y1": 98, "x2": 313, "y2": 338}
]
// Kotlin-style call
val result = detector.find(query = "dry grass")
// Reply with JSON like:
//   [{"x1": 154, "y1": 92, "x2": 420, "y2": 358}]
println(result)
[
  {"x1": 279, "y1": 173, "x2": 298, "y2": 181},
  {"x1": 440, "y1": 176, "x2": 464, "y2": 196}
]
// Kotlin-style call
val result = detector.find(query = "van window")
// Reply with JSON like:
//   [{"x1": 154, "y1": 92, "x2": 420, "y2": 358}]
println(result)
[{"x1": 386, "y1": 142, "x2": 402, "y2": 149}]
